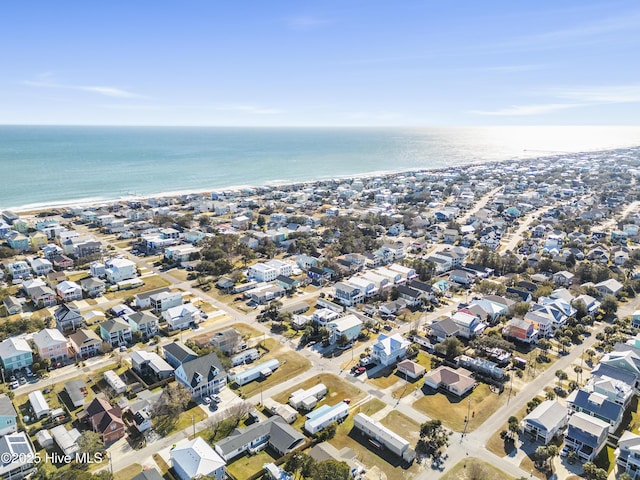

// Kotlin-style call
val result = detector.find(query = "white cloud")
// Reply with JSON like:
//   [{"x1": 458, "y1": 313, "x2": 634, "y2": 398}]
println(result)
[
  {"x1": 25, "y1": 80, "x2": 144, "y2": 98},
  {"x1": 470, "y1": 103, "x2": 584, "y2": 116},
  {"x1": 553, "y1": 85, "x2": 640, "y2": 104}
]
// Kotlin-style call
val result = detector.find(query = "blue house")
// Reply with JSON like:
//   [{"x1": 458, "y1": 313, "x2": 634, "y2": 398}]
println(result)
[{"x1": 0, "y1": 338, "x2": 33, "y2": 372}]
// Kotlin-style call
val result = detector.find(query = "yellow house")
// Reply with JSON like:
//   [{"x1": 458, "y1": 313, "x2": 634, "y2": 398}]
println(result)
[{"x1": 29, "y1": 231, "x2": 48, "y2": 250}]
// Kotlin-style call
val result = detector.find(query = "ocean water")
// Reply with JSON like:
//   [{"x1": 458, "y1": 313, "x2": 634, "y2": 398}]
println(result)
[{"x1": 1, "y1": 125, "x2": 640, "y2": 211}]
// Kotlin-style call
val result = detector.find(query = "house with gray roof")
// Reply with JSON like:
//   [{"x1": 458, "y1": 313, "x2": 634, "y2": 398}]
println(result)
[
  {"x1": 520, "y1": 400, "x2": 567, "y2": 444},
  {"x1": 54, "y1": 303, "x2": 83, "y2": 334},
  {"x1": 214, "y1": 416, "x2": 305, "y2": 462},
  {"x1": 126, "y1": 311, "x2": 160, "y2": 339},
  {"x1": 64, "y1": 379, "x2": 88, "y2": 408},
  {"x1": 563, "y1": 412, "x2": 609, "y2": 462},
  {"x1": 130, "y1": 351, "x2": 174, "y2": 381},
  {"x1": 162, "y1": 342, "x2": 197, "y2": 369},
  {"x1": 429, "y1": 317, "x2": 460, "y2": 342},
  {"x1": 567, "y1": 388, "x2": 625, "y2": 430},
  {"x1": 174, "y1": 352, "x2": 226, "y2": 399},
  {"x1": 615, "y1": 431, "x2": 640, "y2": 480},
  {"x1": 0, "y1": 394, "x2": 18, "y2": 437}
]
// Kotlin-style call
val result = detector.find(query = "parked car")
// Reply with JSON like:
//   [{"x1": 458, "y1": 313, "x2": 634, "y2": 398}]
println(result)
[
  {"x1": 9, "y1": 381, "x2": 19, "y2": 390},
  {"x1": 354, "y1": 367, "x2": 366, "y2": 376},
  {"x1": 202, "y1": 396, "x2": 211, "y2": 405},
  {"x1": 211, "y1": 394, "x2": 222, "y2": 403}
]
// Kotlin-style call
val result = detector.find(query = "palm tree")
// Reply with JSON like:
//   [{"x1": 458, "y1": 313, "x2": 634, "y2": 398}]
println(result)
[{"x1": 574, "y1": 365, "x2": 583, "y2": 384}]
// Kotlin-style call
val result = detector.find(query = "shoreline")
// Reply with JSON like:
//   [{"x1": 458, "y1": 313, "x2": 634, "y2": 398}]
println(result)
[{"x1": 6, "y1": 143, "x2": 640, "y2": 216}]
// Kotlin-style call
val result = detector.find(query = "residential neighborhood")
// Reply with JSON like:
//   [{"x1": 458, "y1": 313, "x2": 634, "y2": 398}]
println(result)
[{"x1": 1, "y1": 148, "x2": 640, "y2": 479}]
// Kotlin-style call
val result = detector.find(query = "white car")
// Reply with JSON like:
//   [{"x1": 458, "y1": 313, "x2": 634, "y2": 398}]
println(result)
[
  {"x1": 202, "y1": 396, "x2": 212, "y2": 405},
  {"x1": 211, "y1": 395, "x2": 222, "y2": 403}
]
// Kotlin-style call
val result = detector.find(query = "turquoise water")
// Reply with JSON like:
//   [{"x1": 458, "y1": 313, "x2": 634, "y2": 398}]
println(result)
[{"x1": 1, "y1": 125, "x2": 640, "y2": 210}]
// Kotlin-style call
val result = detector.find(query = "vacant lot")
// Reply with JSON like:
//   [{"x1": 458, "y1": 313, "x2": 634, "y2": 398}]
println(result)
[
  {"x1": 441, "y1": 458, "x2": 514, "y2": 480},
  {"x1": 381, "y1": 410, "x2": 421, "y2": 443},
  {"x1": 413, "y1": 383, "x2": 510, "y2": 432}
]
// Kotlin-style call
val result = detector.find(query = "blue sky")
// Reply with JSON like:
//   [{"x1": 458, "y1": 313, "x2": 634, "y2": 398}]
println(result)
[{"x1": 2, "y1": 1, "x2": 639, "y2": 126}]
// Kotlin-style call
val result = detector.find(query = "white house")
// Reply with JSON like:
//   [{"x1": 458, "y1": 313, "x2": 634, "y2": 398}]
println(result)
[
  {"x1": 304, "y1": 402, "x2": 349, "y2": 435},
  {"x1": 171, "y1": 437, "x2": 226, "y2": 480},
  {"x1": 370, "y1": 333, "x2": 410, "y2": 367},
  {"x1": 248, "y1": 263, "x2": 278, "y2": 282},
  {"x1": 327, "y1": 314, "x2": 362, "y2": 344},
  {"x1": 56, "y1": 280, "x2": 83, "y2": 302},
  {"x1": 163, "y1": 302, "x2": 200, "y2": 331},
  {"x1": 104, "y1": 258, "x2": 137, "y2": 283}
]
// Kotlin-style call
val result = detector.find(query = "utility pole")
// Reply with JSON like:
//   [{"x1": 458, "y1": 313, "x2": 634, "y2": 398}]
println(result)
[{"x1": 192, "y1": 415, "x2": 195, "y2": 437}]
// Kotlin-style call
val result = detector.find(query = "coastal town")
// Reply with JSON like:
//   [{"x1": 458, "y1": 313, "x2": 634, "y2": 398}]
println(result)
[{"x1": 2, "y1": 147, "x2": 640, "y2": 480}]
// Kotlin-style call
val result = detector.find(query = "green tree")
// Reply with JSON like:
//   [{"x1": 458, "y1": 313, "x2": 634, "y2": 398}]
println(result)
[
  {"x1": 600, "y1": 295, "x2": 619, "y2": 315},
  {"x1": 435, "y1": 337, "x2": 463, "y2": 360},
  {"x1": 418, "y1": 419, "x2": 451, "y2": 456},
  {"x1": 311, "y1": 459, "x2": 351, "y2": 480},
  {"x1": 77, "y1": 431, "x2": 104, "y2": 457}
]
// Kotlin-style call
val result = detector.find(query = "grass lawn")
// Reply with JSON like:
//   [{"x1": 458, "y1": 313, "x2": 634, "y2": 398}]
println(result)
[
  {"x1": 441, "y1": 458, "x2": 515, "y2": 480},
  {"x1": 226, "y1": 449, "x2": 278, "y2": 479},
  {"x1": 166, "y1": 269, "x2": 189, "y2": 282},
  {"x1": 235, "y1": 345, "x2": 311, "y2": 399},
  {"x1": 114, "y1": 463, "x2": 143, "y2": 480},
  {"x1": 366, "y1": 365, "x2": 402, "y2": 390},
  {"x1": 413, "y1": 383, "x2": 510, "y2": 432},
  {"x1": 485, "y1": 404, "x2": 528, "y2": 457},
  {"x1": 66, "y1": 271, "x2": 90, "y2": 282},
  {"x1": 153, "y1": 453, "x2": 170, "y2": 474},
  {"x1": 272, "y1": 373, "x2": 366, "y2": 405},
  {"x1": 391, "y1": 377, "x2": 424, "y2": 399},
  {"x1": 172, "y1": 405, "x2": 208, "y2": 433},
  {"x1": 105, "y1": 275, "x2": 171, "y2": 300},
  {"x1": 519, "y1": 454, "x2": 547, "y2": 479},
  {"x1": 329, "y1": 407, "x2": 420, "y2": 480},
  {"x1": 594, "y1": 445, "x2": 615, "y2": 473},
  {"x1": 380, "y1": 410, "x2": 421, "y2": 443}
]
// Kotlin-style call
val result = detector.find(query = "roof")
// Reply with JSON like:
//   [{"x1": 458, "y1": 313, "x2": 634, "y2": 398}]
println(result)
[
  {"x1": 430, "y1": 317, "x2": 459, "y2": 336},
  {"x1": 0, "y1": 394, "x2": 17, "y2": 418},
  {"x1": 32, "y1": 328, "x2": 67, "y2": 349},
  {"x1": 567, "y1": 412, "x2": 609, "y2": 443},
  {"x1": 135, "y1": 287, "x2": 170, "y2": 301},
  {"x1": 100, "y1": 317, "x2": 130, "y2": 333},
  {"x1": 0, "y1": 337, "x2": 32, "y2": 358},
  {"x1": 130, "y1": 351, "x2": 174, "y2": 374},
  {"x1": 328, "y1": 314, "x2": 362, "y2": 332},
  {"x1": 214, "y1": 416, "x2": 305, "y2": 459},
  {"x1": 424, "y1": 366, "x2": 476, "y2": 393},
  {"x1": 28, "y1": 390, "x2": 50, "y2": 415},
  {"x1": 163, "y1": 342, "x2": 197, "y2": 363},
  {"x1": 522, "y1": 400, "x2": 567, "y2": 432},
  {"x1": 354, "y1": 413, "x2": 409, "y2": 453},
  {"x1": 177, "y1": 352, "x2": 226, "y2": 389},
  {"x1": 397, "y1": 359, "x2": 426, "y2": 376},
  {"x1": 170, "y1": 437, "x2": 226, "y2": 478},
  {"x1": 65, "y1": 379, "x2": 87, "y2": 406},
  {"x1": 127, "y1": 311, "x2": 159, "y2": 326},
  {"x1": 568, "y1": 388, "x2": 623, "y2": 423},
  {"x1": 131, "y1": 469, "x2": 164, "y2": 480},
  {"x1": 373, "y1": 333, "x2": 410, "y2": 356},
  {"x1": 69, "y1": 328, "x2": 101, "y2": 346}
]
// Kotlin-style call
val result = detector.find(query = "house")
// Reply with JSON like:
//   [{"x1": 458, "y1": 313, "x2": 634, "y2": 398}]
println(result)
[
  {"x1": 7, "y1": 232, "x2": 29, "y2": 251},
  {"x1": 563, "y1": 412, "x2": 609, "y2": 462},
  {"x1": 163, "y1": 302, "x2": 200, "y2": 331},
  {"x1": 80, "y1": 277, "x2": 106, "y2": 298},
  {"x1": 354, "y1": 413, "x2": 415, "y2": 463},
  {"x1": 130, "y1": 351, "x2": 174, "y2": 381},
  {"x1": 129, "y1": 390, "x2": 162, "y2": 433},
  {"x1": 210, "y1": 328, "x2": 246, "y2": 354},
  {"x1": 100, "y1": 317, "x2": 132, "y2": 347},
  {"x1": 0, "y1": 337, "x2": 33, "y2": 372},
  {"x1": 65, "y1": 379, "x2": 88, "y2": 408},
  {"x1": 84, "y1": 397, "x2": 125, "y2": 444},
  {"x1": 567, "y1": 388, "x2": 625, "y2": 430},
  {"x1": 52, "y1": 255, "x2": 74, "y2": 270},
  {"x1": 2, "y1": 296, "x2": 22, "y2": 315},
  {"x1": 162, "y1": 342, "x2": 198, "y2": 369},
  {"x1": 370, "y1": 333, "x2": 410, "y2": 367},
  {"x1": 304, "y1": 402, "x2": 350, "y2": 435},
  {"x1": 149, "y1": 291, "x2": 183, "y2": 313},
  {"x1": 126, "y1": 311, "x2": 160, "y2": 339},
  {"x1": 396, "y1": 285, "x2": 423, "y2": 307},
  {"x1": 131, "y1": 469, "x2": 164, "y2": 480},
  {"x1": 450, "y1": 310, "x2": 485, "y2": 339},
  {"x1": 594, "y1": 278, "x2": 624, "y2": 297},
  {"x1": 248, "y1": 263, "x2": 278, "y2": 283},
  {"x1": 50, "y1": 425, "x2": 81, "y2": 456},
  {"x1": 214, "y1": 416, "x2": 305, "y2": 462},
  {"x1": 289, "y1": 384, "x2": 328, "y2": 410},
  {"x1": 55, "y1": 280, "x2": 83, "y2": 302},
  {"x1": 164, "y1": 244, "x2": 200, "y2": 263},
  {"x1": 30, "y1": 285, "x2": 58, "y2": 308},
  {"x1": 0, "y1": 432, "x2": 37, "y2": 479},
  {"x1": 229, "y1": 359, "x2": 279, "y2": 386},
  {"x1": 520, "y1": 400, "x2": 568, "y2": 444},
  {"x1": 502, "y1": 318, "x2": 538, "y2": 344},
  {"x1": 396, "y1": 359, "x2": 426, "y2": 380},
  {"x1": 174, "y1": 352, "x2": 227, "y2": 398},
  {"x1": 327, "y1": 314, "x2": 362, "y2": 344},
  {"x1": 29, "y1": 257, "x2": 53, "y2": 276},
  {"x1": 28, "y1": 390, "x2": 50, "y2": 419},
  {"x1": 170, "y1": 437, "x2": 226, "y2": 480},
  {"x1": 54, "y1": 303, "x2": 84, "y2": 333},
  {"x1": 104, "y1": 257, "x2": 137, "y2": 283},
  {"x1": 275, "y1": 275, "x2": 299, "y2": 291},
  {"x1": 429, "y1": 317, "x2": 460, "y2": 342},
  {"x1": 423, "y1": 366, "x2": 476, "y2": 397},
  {"x1": 68, "y1": 328, "x2": 103, "y2": 359},
  {"x1": 449, "y1": 269, "x2": 475, "y2": 286},
  {"x1": 90, "y1": 261, "x2": 106, "y2": 278},
  {"x1": 134, "y1": 287, "x2": 170, "y2": 309},
  {"x1": 552, "y1": 270, "x2": 575, "y2": 286},
  {"x1": 6, "y1": 260, "x2": 30, "y2": 279},
  {"x1": 334, "y1": 282, "x2": 365, "y2": 307},
  {"x1": 615, "y1": 431, "x2": 640, "y2": 480},
  {"x1": 32, "y1": 328, "x2": 69, "y2": 362},
  {"x1": 0, "y1": 395, "x2": 18, "y2": 437}
]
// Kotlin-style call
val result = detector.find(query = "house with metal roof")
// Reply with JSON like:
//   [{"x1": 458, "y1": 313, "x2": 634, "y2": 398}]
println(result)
[
  {"x1": 130, "y1": 350, "x2": 174, "y2": 381},
  {"x1": 304, "y1": 401, "x2": 349, "y2": 435},
  {"x1": 354, "y1": 413, "x2": 415, "y2": 463},
  {"x1": 615, "y1": 431, "x2": 640, "y2": 480},
  {"x1": 214, "y1": 416, "x2": 305, "y2": 462},
  {"x1": 174, "y1": 352, "x2": 227, "y2": 399},
  {"x1": 567, "y1": 388, "x2": 625, "y2": 430},
  {"x1": 327, "y1": 314, "x2": 362, "y2": 344},
  {"x1": 370, "y1": 333, "x2": 410, "y2": 367},
  {"x1": 228, "y1": 359, "x2": 279, "y2": 387},
  {"x1": 171, "y1": 437, "x2": 226, "y2": 480},
  {"x1": 563, "y1": 412, "x2": 609, "y2": 462},
  {"x1": 64, "y1": 379, "x2": 88, "y2": 408},
  {"x1": 50, "y1": 425, "x2": 81, "y2": 456},
  {"x1": 28, "y1": 391, "x2": 50, "y2": 419},
  {"x1": 520, "y1": 400, "x2": 568, "y2": 444},
  {"x1": 162, "y1": 342, "x2": 197, "y2": 369}
]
